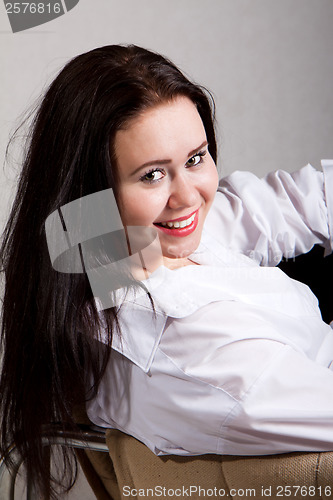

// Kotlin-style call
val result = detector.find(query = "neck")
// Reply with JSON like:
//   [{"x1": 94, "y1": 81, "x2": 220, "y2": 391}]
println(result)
[{"x1": 162, "y1": 256, "x2": 198, "y2": 270}]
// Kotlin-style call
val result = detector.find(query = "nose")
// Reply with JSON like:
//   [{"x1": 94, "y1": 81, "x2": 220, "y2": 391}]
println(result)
[{"x1": 167, "y1": 172, "x2": 198, "y2": 210}]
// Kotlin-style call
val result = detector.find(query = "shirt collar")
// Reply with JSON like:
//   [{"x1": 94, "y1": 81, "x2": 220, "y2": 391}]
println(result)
[
  {"x1": 98, "y1": 228, "x2": 256, "y2": 373},
  {"x1": 112, "y1": 300, "x2": 167, "y2": 373}
]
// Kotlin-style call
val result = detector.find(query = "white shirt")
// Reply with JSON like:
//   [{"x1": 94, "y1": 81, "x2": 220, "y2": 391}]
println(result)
[{"x1": 87, "y1": 160, "x2": 333, "y2": 456}]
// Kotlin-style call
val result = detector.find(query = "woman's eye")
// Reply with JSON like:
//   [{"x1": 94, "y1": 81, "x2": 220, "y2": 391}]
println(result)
[
  {"x1": 141, "y1": 169, "x2": 164, "y2": 183},
  {"x1": 186, "y1": 151, "x2": 206, "y2": 167}
]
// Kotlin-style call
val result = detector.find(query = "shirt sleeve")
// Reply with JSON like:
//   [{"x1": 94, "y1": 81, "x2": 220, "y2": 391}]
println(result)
[
  {"x1": 222, "y1": 343, "x2": 333, "y2": 455},
  {"x1": 206, "y1": 161, "x2": 333, "y2": 265}
]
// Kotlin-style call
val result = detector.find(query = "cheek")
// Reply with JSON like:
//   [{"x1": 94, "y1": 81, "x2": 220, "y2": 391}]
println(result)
[
  {"x1": 118, "y1": 187, "x2": 166, "y2": 226},
  {"x1": 202, "y1": 161, "x2": 219, "y2": 204}
]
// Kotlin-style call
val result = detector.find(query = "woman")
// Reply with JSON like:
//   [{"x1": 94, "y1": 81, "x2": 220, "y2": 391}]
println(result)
[{"x1": 0, "y1": 44, "x2": 332, "y2": 498}]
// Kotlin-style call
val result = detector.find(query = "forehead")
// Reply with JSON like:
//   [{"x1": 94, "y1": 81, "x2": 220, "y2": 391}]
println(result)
[{"x1": 114, "y1": 97, "x2": 207, "y2": 166}]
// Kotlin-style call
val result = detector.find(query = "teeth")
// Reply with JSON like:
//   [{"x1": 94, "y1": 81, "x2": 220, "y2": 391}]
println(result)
[{"x1": 160, "y1": 213, "x2": 196, "y2": 229}]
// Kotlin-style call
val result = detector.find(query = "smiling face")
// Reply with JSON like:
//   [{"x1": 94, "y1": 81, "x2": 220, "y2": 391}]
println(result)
[{"x1": 114, "y1": 97, "x2": 219, "y2": 268}]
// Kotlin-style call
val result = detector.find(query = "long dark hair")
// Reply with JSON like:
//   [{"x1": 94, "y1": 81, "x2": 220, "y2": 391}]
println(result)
[{"x1": 0, "y1": 44, "x2": 217, "y2": 497}]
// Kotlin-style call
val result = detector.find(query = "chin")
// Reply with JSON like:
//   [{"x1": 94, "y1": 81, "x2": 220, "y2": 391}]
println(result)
[{"x1": 162, "y1": 237, "x2": 200, "y2": 260}]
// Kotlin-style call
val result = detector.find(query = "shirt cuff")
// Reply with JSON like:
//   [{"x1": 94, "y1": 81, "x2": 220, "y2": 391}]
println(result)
[{"x1": 321, "y1": 159, "x2": 333, "y2": 253}]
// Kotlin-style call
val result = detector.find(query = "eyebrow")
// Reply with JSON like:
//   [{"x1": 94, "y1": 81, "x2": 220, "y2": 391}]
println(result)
[{"x1": 130, "y1": 140, "x2": 208, "y2": 176}]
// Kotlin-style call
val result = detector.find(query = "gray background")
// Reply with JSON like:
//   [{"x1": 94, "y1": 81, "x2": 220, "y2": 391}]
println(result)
[{"x1": 0, "y1": 1, "x2": 332, "y2": 497}]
